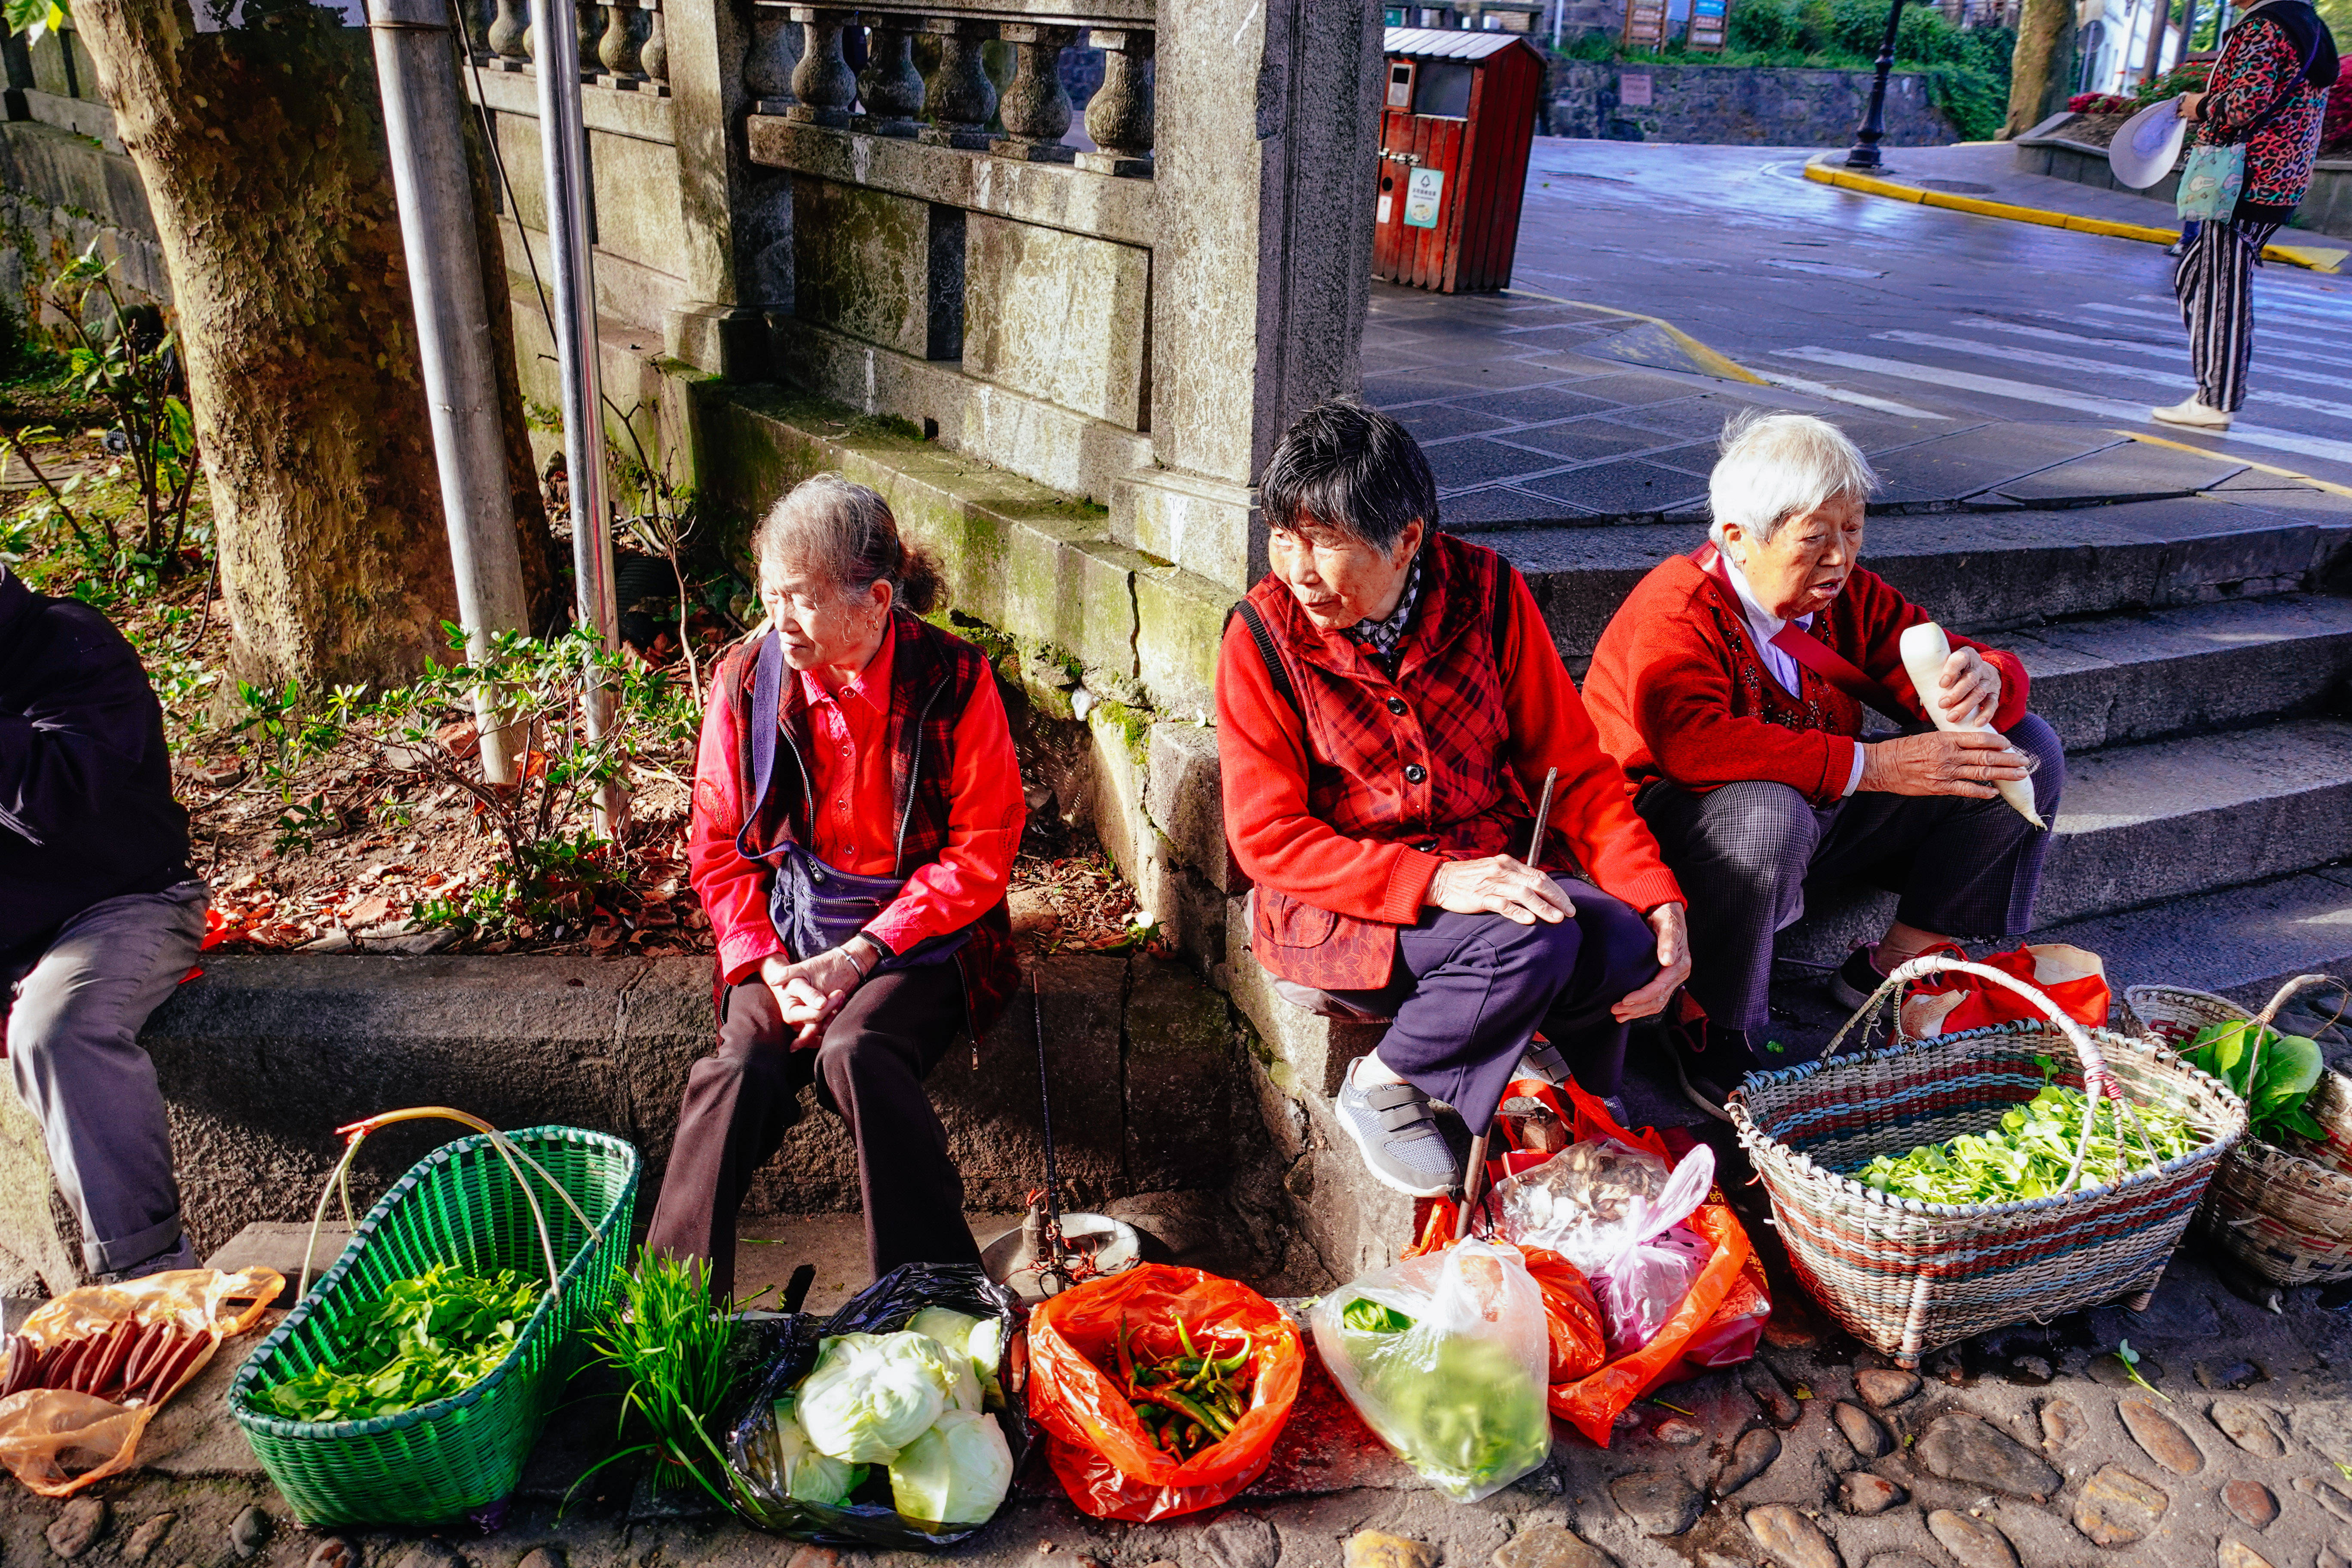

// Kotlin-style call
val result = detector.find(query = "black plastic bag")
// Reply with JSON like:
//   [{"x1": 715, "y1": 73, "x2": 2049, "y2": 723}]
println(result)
[{"x1": 723, "y1": 1262, "x2": 1030, "y2": 1548}]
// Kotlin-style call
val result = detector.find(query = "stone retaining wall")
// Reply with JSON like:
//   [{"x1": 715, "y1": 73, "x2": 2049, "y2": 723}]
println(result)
[
  {"x1": 1550, "y1": 61, "x2": 1957, "y2": 146},
  {"x1": 2013, "y1": 126, "x2": 2352, "y2": 242}
]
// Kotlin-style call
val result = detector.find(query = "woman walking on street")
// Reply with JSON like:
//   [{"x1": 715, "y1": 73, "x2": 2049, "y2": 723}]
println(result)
[{"x1": 2153, "y1": 0, "x2": 2338, "y2": 432}]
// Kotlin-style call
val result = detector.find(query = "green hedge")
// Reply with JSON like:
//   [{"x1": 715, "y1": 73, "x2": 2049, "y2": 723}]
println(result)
[{"x1": 1566, "y1": 1, "x2": 2015, "y2": 141}]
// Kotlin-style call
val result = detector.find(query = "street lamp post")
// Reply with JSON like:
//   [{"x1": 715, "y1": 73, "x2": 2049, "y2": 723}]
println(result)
[{"x1": 1843, "y1": 0, "x2": 1907, "y2": 170}]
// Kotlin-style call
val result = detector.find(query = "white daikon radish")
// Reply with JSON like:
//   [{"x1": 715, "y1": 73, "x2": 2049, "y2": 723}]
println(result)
[{"x1": 1896, "y1": 621, "x2": 2045, "y2": 829}]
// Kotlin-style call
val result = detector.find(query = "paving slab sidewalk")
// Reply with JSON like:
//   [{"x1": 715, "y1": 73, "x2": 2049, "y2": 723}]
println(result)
[{"x1": 1802, "y1": 143, "x2": 2352, "y2": 272}]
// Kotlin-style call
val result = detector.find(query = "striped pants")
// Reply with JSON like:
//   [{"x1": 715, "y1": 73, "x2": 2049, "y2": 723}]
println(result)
[{"x1": 2172, "y1": 216, "x2": 2283, "y2": 412}]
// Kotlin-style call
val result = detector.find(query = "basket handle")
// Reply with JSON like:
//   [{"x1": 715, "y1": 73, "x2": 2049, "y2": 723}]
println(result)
[
  {"x1": 1825, "y1": 954, "x2": 2130, "y2": 1197},
  {"x1": 2237, "y1": 974, "x2": 2350, "y2": 1139},
  {"x1": 295, "y1": 1107, "x2": 597, "y2": 1305}
]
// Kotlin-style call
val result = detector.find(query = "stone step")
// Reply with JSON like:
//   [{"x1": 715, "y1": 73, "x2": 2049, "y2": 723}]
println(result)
[
  {"x1": 1503, "y1": 494, "x2": 2352, "y2": 658},
  {"x1": 1991, "y1": 592, "x2": 2352, "y2": 753}
]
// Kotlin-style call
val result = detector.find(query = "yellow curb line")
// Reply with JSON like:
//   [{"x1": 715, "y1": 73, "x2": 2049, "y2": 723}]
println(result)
[
  {"x1": 2110, "y1": 426, "x2": 2352, "y2": 497},
  {"x1": 1502, "y1": 286, "x2": 1768, "y2": 384},
  {"x1": 1802, "y1": 158, "x2": 2346, "y2": 274}
]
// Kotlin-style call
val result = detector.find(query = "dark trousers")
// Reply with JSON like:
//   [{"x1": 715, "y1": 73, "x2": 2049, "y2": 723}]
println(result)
[
  {"x1": 646, "y1": 965, "x2": 979, "y2": 1300},
  {"x1": 1328, "y1": 877, "x2": 1661, "y2": 1131},
  {"x1": 1638, "y1": 713, "x2": 2065, "y2": 1035}
]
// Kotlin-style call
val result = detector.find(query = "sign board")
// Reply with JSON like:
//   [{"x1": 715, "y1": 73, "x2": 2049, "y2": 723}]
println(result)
[
  {"x1": 1403, "y1": 166, "x2": 1445, "y2": 229},
  {"x1": 1623, "y1": 0, "x2": 1669, "y2": 49},
  {"x1": 1686, "y1": 0, "x2": 1730, "y2": 51},
  {"x1": 1618, "y1": 71, "x2": 1653, "y2": 106}
]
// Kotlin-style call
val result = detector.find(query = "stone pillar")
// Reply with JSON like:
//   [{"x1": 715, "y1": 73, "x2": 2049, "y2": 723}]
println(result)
[
  {"x1": 488, "y1": 0, "x2": 530, "y2": 63},
  {"x1": 598, "y1": 0, "x2": 643, "y2": 79},
  {"x1": 1077, "y1": 28, "x2": 1152, "y2": 177},
  {"x1": 917, "y1": 17, "x2": 995, "y2": 150},
  {"x1": 856, "y1": 17, "x2": 925, "y2": 137},
  {"x1": 743, "y1": 3, "x2": 800, "y2": 112},
  {"x1": 656, "y1": 0, "x2": 769, "y2": 378},
  {"x1": 1110, "y1": 0, "x2": 1381, "y2": 591},
  {"x1": 787, "y1": 7, "x2": 857, "y2": 128},
  {"x1": 996, "y1": 23, "x2": 1076, "y2": 162},
  {"x1": 641, "y1": 6, "x2": 668, "y2": 83}
]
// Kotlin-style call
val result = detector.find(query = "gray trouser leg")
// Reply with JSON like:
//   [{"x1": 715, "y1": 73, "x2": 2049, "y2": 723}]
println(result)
[{"x1": 5, "y1": 880, "x2": 207, "y2": 1274}]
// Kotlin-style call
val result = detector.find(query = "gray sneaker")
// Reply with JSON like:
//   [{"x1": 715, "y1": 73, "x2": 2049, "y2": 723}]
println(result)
[
  {"x1": 1515, "y1": 1038, "x2": 1570, "y2": 1089},
  {"x1": 1335, "y1": 1058, "x2": 1458, "y2": 1198}
]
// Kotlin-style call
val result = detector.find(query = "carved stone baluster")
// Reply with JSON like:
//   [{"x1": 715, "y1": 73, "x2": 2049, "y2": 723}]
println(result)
[
  {"x1": 745, "y1": 4, "x2": 803, "y2": 113},
  {"x1": 488, "y1": 0, "x2": 529, "y2": 65},
  {"x1": 856, "y1": 17, "x2": 924, "y2": 138},
  {"x1": 599, "y1": 0, "x2": 643, "y2": 80},
  {"x1": 787, "y1": 8, "x2": 857, "y2": 128},
  {"x1": 917, "y1": 18, "x2": 995, "y2": 150},
  {"x1": 1078, "y1": 28, "x2": 1152, "y2": 177},
  {"x1": 641, "y1": 4, "x2": 667, "y2": 84},
  {"x1": 996, "y1": 24, "x2": 1075, "y2": 162},
  {"x1": 578, "y1": 2, "x2": 603, "y2": 78}
]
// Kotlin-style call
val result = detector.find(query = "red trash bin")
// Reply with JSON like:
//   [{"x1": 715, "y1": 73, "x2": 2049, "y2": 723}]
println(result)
[{"x1": 1373, "y1": 28, "x2": 1544, "y2": 294}]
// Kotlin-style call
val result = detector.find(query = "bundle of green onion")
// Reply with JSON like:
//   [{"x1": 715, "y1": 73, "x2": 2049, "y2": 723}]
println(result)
[{"x1": 1852, "y1": 1081, "x2": 2203, "y2": 1205}]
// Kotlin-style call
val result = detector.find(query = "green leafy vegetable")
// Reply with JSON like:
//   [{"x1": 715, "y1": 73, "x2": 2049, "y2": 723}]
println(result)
[
  {"x1": 576, "y1": 1251, "x2": 742, "y2": 1510},
  {"x1": 255, "y1": 1263, "x2": 540, "y2": 1423},
  {"x1": 2184, "y1": 1019, "x2": 2328, "y2": 1144},
  {"x1": 1342, "y1": 1298, "x2": 1415, "y2": 1335},
  {"x1": 2113, "y1": 1338, "x2": 2170, "y2": 1403},
  {"x1": 1336, "y1": 1313, "x2": 1550, "y2": 1502},
  {"x1": 796, "y1": 1332, "x2": 956, "y2": 1463},
  {"x1": 886, "y1": 1408, "x2": 1014, "y2": 1528},
  {"x1": 1852, "y1": 1082, "x2": 2203, "y2": 1205}
]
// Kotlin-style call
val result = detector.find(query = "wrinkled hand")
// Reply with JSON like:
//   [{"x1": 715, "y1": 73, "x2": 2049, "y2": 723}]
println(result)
[
  {"x1": 762, "y1": 947, "x2": 865, "y2": 1047},
  {"x1": 1426, "y1": 855, "x2": 1576, "y2": 926},
  {"x1": 1613, "y1": 902, "x2": 1690, "y2": 1023},
  {"x1": 1936, "y1": 646, "x2": 2001, "y2": 729},
  {"x1": 1861, "y1": 729, "x2": 2030, "y2": 799},
  {"x1": 2175, "y1": 91, "x2": 2206, "y2": 123}
]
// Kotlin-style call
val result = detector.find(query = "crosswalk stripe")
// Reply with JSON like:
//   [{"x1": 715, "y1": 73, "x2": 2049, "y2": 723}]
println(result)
[
  {"x1": 1774, "y1": 346, "x2": 2352, "y2": 466},
  {"x1": 2130, "y1": 292, "x2": 2352, "y2": 339},
  {"x1": 1886, "y1": 328, "x2": 2352, "y2": 410},
  {"x1": 2025, "y1": 312, "x2": 2352, "y2": 373},
  {"x1": 1756, "y1": 372, "x2": 1949, "y2": 420}
]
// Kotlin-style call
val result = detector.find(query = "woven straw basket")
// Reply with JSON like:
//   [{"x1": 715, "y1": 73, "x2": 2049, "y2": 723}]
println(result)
[
  {"x1": 2122, "y1": 975, "x2": 2352, "y2": 1286},
  {"x1": 1731, "y1": 956, "x2": 2246, "y2": 1367}
]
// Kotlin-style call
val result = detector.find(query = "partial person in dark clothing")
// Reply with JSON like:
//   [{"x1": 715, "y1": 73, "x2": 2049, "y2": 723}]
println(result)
[
  {"x1": 2156, "y1": 0, "x2": 2339, "y2": 429},
  {"x1": 1, "y1": 565, "x2": 207, "y2": 1283}
]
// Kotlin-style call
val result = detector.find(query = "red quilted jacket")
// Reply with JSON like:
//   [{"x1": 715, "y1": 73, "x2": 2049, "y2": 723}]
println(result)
[{"x1": 1217, "y1": 532, "x2": 1683, "y2": 991}]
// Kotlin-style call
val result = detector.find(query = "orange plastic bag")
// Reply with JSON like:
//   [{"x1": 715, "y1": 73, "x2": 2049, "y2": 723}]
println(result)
[
  {"x1": 1900, "y1": 943, "x2": 2109, "y2": 1037},
  {"x1": 0, "y1": 1267, "x2": 280, "y2": 1497},
  {"x1": 1414, "y1": 1079, "x2": 1770, "y2": 1447},
  {"x1": 1515, "y1": 1247, "x2": 1608, "y2": 1386},
  {"x1": 1026, "y1": 1264, "x2": 1305, "y2": 1522}
]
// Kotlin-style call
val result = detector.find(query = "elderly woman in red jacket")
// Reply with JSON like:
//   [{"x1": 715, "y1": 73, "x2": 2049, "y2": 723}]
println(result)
[
  {"x1": 1583, "y1": 412, "x2": 2062, "y2": 1117},
  {"x1": 1219, "y1": 400, "x2": 1690, "y2": 1197},
  {"x1": 648, "y1": 474, "x2": 1024, "y2": 1293}
]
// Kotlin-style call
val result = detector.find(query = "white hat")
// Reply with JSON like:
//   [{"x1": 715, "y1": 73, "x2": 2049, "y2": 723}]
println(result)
[{"x1": 2108, "y1": 95, "x2": 2187, "y2": 190}]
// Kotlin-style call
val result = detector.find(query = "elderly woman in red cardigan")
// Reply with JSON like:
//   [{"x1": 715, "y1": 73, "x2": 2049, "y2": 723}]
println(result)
[
  {"x1": 1219, "y1": 400, "x2": 1690, "y2": 1197},
  {"x1": 647, "y1": 474, "x2": 1023, "y2": 1293},
  {"x1": 1583, "y1": 412, "x2": 2062, "y2": 1118}
]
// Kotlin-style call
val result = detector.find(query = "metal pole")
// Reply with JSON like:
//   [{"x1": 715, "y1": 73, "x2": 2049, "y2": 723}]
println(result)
[
  {"x1": 368, "y1": 0, "x2": 530, "y2": 786},
  {"x1": 1842, "y1": 0, "x2": 1905, "y2": 170},
  {"x1": 527, "y1": 0, "x2": 624, "y2": 832}
]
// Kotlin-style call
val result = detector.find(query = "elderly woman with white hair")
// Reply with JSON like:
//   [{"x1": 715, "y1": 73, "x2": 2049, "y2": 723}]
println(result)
[{"x1": 1583, "y1": 412, "x2": 2063, "y2": 1116}]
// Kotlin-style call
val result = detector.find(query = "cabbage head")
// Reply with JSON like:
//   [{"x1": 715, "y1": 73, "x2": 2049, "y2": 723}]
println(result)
[
  {"x1": 907, "y1": 1307, "x2": 1003, "y2": 1408},
  {"x1": 769, "y1": 1396, "x2": 865, "y2": 1506},
  {"x1": 888, "y1": 1409, "x2": 1014, "y2": 1528},
  {"x1": 796, "y1": 1332, "x2": 952, "y2": 1462},
  {"x1": 905, "y1": 1329, "x2": 983, "y2": 1413}
]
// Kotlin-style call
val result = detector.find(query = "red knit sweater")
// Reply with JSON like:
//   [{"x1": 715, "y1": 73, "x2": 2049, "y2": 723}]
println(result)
[{"x1": 1582, "y1": 555, "x2": 2031, "y2": 807}]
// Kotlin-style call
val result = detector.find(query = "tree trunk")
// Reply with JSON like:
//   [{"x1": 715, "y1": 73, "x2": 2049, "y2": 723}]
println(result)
[
  {"x1": 70, "y1": 1, "x2": 555, "y2": 692},
  {"x1": 2005, "y1": 0, "x2": 2074, "y2": 137}
]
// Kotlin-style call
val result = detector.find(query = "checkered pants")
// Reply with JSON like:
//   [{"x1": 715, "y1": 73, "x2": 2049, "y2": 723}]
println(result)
[
  {"x1": 1636, "y1": 714, "x2": 2065, "y2": 1035},
  {"x1": 2174, "y1": 217, "x2": 2284, "y2": 413}
]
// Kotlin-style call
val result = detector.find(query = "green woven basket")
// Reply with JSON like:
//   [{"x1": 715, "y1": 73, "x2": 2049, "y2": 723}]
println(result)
[{"x1": 227, "y1": 1123, "x2": 639, "y2": 1526}]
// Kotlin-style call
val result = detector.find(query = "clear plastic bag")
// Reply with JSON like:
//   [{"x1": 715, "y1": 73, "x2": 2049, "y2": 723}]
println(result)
[
  {"x1": 1584, "y1": 1144, "x2": 1715, "y2": 1356},
  {"x1": 723, "y1": 1262, "x2": 1030, "y2": 1550},
  {"x1": 1494, "y1": 1137, "x2": 1672, "y2": 1274},
  {"x1": 1308, "y1": 1240, "x2": 1550, "y2": 1503}
]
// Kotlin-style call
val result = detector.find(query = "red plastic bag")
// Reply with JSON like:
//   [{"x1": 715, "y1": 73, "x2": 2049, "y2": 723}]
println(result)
[
  {"x1": 1516, "y1": 1247, "x2": 1608, "y2": 1385},
  {"x1": 1900, "y1": 944, "x2": 2108, "y2": 1037},
  {"x1": 1414, "y1": 1078, "x2": 1770, "y2": 1447},
  {"x1": 1025, "y1": 1265, "x2": 1305, "y2": 1522}
]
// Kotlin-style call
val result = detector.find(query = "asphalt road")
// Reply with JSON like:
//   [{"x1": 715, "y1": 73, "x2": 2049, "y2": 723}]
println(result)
[{"x1": 1506, "y1": 140, "x2": 2352, "y2": 486}]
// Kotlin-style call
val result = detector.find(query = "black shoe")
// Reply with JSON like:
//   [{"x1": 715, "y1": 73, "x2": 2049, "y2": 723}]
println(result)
[
  {"x1": 1829, "y1": 946, "x2": 1891, "y2": 1013},
  {"x1": 1667, "y1": 1017, "x2": 1761, "y2": 1123}
]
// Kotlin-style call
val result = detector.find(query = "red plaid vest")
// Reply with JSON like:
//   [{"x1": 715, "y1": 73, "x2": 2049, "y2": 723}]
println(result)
[
  {"x1": 721, "y1": 609, "x2": 1020, "y2": 1036},
  {"x1": 1244, "y1": 533, "x2": 1537, "y2": 989}
]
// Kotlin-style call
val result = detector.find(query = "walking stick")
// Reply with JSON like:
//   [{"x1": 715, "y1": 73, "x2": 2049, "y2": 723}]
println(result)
[{"x1": 1455, "y1": 767, "x2": 1561, "y2": 1241}]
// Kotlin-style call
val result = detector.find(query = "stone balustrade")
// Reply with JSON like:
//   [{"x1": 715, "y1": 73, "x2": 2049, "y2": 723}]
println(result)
[
  {"x1": 478, "y1": 0, "x2": 671, "y2": 94},
  {"x1": 745, "y1": 3, "x2": 1152, "y2": 174}
]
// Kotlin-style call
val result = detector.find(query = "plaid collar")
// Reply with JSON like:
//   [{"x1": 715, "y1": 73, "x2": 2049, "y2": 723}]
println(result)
[{"x1": 1343, "y1": 549, "x2": 1423, "y2": 664}]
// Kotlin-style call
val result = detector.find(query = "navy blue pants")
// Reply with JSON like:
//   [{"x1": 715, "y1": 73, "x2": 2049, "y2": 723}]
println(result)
[{"x1": 1327, "y1": 877, "x2": 1661, "y2": 1131}]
